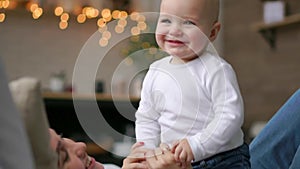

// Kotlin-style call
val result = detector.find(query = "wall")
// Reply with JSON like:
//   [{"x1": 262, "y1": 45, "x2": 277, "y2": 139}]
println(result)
[
  {"x1": 0, "y1": 2, "x2": 161, "y2": 93},
  {"x1": 0, "y1": 8, "x2": 97, "y2": 89},
  {"x1": 1, "y1": 1, "x2": 300, "y2": 136},
  {"x1": 223, "y1": 0, "x2": 300, "y2": 133}
]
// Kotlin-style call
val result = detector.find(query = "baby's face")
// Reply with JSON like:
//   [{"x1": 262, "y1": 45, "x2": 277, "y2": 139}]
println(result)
[{"x1": 156, "y1": 0, "x2": 218, "y2": 62}]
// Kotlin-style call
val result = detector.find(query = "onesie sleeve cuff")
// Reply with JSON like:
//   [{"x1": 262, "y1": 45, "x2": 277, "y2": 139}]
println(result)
[{"x1": 187, "y1": 136, "x2": 202, "y2": 162}]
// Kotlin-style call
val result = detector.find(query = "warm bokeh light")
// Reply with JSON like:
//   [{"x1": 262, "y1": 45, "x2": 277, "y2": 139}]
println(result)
[
  {"x1": 102, "y1": 30, "x2": 112, "y2": 40},
  {"x1": 137, "y1": 15, "x2": 146, "y2": 22},
  {"x1": 118, "y1": 19, "x2": 127, "y2": 27},
  {"x1": 112, "y1": 10, "x2": 121, "y2": 19},
  {"x1": 77, "y1": 14, "x2": 86, "y2": 23},
  {"x1": 115, "y1": 25, "x2": 124, "y2": 34},
  {"x1": 137, "y1": 22, "x2": 147, "y2": 31},
  {"x1": 98, "y1": 25, "x2": 108, "y2": 33},
  {"x1": 101, "y1": 8, "x2": 111, "y2": 18},
  {"x1": 124, "y1": 57, "x2": 133, "y2": 66},
  {"x1": 30, "y1": 3, "x2": 38, "y2": 13},
  {"x1": 32, "y1": 8, "x2": 43, "y2": 19},
  {"x1": 97, "y1": 18, "x2": 106, "y2": 28},
  {"x1": 1, "y1": 0, "x2": 10, "y2": 9},
  {"x1": 54, "y1": 6, "x2": 64, "y2": 16},
  {"x1": 85, "y1": 7, "x2": 99, "y2": 18},
  {"x1": 103, "y1": 15, "x2": 112, "y2": 22},
  {"x1": 120, "y1": 11, "x2": 128, "y2": 19},
  {"x1": 142, "y1": 42, "x2": 151, "y2": 49},
  {"x1": 60, "y1": 13, "x2": 69, "y2": 21},
  {"x1": 99, "y1": 38, "x2": 108, "y2": 47},
  {"x1": 0, "y1": 13, "x2": 5, "y2": 22},
  {"x1": 130, "y1": 35, "x2": 140, "y2": 42},
  {"x1": 130, "y1": 12, "x2": 139, "y2": 21},
  {"x1": 131, "y1": 26, "x2": 140, "y2": 36},
  {"x1": 59, "y1": 21, "x2": 68, "y2": 30},
  {"x1": 0, "y1": 1, "x2": 151, "y2": 42}
]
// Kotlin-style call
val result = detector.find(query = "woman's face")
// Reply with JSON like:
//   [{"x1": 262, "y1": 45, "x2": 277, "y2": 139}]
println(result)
[{"x1": 49, "y1": 129, "x2": 104, "y2": 169}]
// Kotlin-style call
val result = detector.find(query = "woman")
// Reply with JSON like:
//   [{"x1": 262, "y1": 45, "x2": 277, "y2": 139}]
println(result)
[{"x1": 49, "y1": 128, "x2": 120, "y2": 169}]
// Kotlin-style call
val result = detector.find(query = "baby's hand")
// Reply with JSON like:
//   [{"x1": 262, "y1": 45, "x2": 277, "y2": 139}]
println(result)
[{"x1": 171, "y1": 139, "x2": 194, "y2": 169}]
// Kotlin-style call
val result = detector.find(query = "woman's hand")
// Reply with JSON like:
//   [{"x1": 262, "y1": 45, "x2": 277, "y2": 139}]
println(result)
[{"x1": 122, "y1": 142, "x2": 148, "y2": 169}]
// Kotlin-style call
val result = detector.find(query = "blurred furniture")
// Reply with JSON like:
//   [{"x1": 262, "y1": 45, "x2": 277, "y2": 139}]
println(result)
[{"x1": 252, "y1": 13, "x2": 300, "y2": 48}]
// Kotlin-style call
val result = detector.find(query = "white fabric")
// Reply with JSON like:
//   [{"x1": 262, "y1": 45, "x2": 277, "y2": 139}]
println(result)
[
  {"x1": 9, "y1": 77, "x2": 58, "y2": 169},
  {"x1": 135, "y1": 52, "x2": 244, "y2": 161},
  {"x1": 103, "y1": 164, "x2": 121, "y2": 169},
  {"x1": 0, "y1": 59, "x2": 34, "y2": 169}
]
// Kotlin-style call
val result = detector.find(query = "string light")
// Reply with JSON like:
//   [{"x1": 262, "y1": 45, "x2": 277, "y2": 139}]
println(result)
[
  {"x1": 97, "y1": 18, "x2": 106, "y2": 28},
  {"x1": 115, "y1": 25, "x2": 124, "y2": 34},
  {"x1": 77, "y1": 13, "x2": 86, "y2": 23},
  {"x1": 0, "y1": 13, "x2": 5, "y2": 22},
  {"x1": 99, "y1": 37, "x2": 108, "y2": 47},
  {"x1": 0, "y1": 0, "x2": 10, "y2": 22},
  {"x1": 60, "y1": 13, "x2": 69, "y2": 21},
  {"x1": 131, "y1": 26, "x2": 140, "y2": 36},
  {"x1": 59, "y1": 20, "x2": 68, "y2": 30},
  {"x1": 112, "y1": 10, "x2": 121, "y2": 19},
  {"x1": 98, "y1": 25, "x2": 108, "y2": 33},
  {"x1": 32, "y1": 7, "x2": 43, "y2": 19},
  {"x1": 1, "y1": 1, "x2": 157, "y2": 53},
  {"x1": 54, "y1": 6, "x2": 63, "y2": 16},
  {"x1": 1, "y1": 0, "x2": 9, "y2": 9}
]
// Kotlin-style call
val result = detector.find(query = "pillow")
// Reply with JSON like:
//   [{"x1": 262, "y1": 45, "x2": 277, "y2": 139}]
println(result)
[
  {"x1": 9, "y1": 77, "x2": 58, "y2": 169},
  {"x1": 0, "y1": 60, "x2": 34, "y2": 169}
]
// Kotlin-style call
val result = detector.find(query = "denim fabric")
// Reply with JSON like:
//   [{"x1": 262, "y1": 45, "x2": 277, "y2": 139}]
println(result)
[
  {"x1": 290, "y1": 145, "x2": 300, "y2": 169},
  {"x1": 250, "y1": 89, "x2": 300, "y2": 169},
  {"x1": 192, "y1": 143, "x2": 251, "y2": 169}
]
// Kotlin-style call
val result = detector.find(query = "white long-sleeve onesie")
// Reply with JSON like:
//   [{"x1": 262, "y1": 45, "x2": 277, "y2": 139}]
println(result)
[{"x1": 135, "y1": 52, "x2": 244, "y2": 162}]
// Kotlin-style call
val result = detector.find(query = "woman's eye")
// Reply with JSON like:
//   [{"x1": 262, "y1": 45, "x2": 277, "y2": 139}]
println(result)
[
  {"x1": 58, "y1": 150, "x2": 67, "y2": 167},
  {"x1": 183, "y1": 20, "x2": 196, "y2": 25},
  {"x1": 56, "y1": 139, "x2": 68, "y2": 168}
]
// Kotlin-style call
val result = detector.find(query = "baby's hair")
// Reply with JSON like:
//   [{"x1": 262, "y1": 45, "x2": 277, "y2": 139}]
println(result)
[{"x1": 206, "y1": 0, "x2": 220, "y2": 24}]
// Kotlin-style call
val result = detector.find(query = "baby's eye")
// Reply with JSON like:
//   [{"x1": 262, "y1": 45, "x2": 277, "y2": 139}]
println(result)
[
  {"x1": 160, "y1": 18, "x2": 171, "y2": 24},
  {"x1": 183, "y1": 20, "x2": 196, "y2": 25}
]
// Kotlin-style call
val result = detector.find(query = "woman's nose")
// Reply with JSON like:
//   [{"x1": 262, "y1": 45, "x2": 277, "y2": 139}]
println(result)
[
  {"x1": 67, "y1": 140, "x2": 86, "y2": 158},
  {"x1": 72, "y1": 142, "x2": 87, "y2": 158}
]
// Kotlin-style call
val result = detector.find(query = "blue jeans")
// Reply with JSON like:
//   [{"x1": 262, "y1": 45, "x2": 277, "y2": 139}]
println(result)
[
  {"x1": 192, "y1": 143, "x2": 251, "y2": 169},
  {"x1": 250, "y1": 89, "x2": 300, "y2": 169}
]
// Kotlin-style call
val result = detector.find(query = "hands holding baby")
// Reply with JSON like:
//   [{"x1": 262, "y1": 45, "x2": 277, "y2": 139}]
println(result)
[{"x1": 122, "y1": 139, "x2": 193, "y2": 169}]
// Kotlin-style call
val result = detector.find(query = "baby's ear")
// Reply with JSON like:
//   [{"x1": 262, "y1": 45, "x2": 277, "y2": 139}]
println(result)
[{"x1": 209, "y1": 22, "x2": 221, "y2": 42}]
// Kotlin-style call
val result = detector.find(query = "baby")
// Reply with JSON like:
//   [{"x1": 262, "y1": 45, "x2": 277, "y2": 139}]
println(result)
[{"x1": 135, "y1": 0, "x2": 250, "y2": 168}]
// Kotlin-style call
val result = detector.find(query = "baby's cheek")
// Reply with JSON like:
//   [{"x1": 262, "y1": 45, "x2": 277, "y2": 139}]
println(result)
[{"x1": 155, "y1": 35, "x2": 165, "y2": 49}]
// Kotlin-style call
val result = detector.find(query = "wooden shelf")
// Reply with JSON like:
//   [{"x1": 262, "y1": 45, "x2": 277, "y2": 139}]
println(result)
[
  {"x1": 42, "y1": 91, "x2": 140, "y2": 102},
  {"x1": 251, "y1": 13, "x2": 300, "y2": 48}
]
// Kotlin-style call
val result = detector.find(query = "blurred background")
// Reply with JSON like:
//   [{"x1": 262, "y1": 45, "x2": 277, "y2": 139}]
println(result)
[{"x1": 1, "y1": 0, "x2": 300, "y2": 165}]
